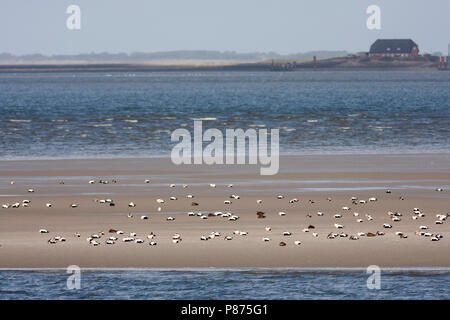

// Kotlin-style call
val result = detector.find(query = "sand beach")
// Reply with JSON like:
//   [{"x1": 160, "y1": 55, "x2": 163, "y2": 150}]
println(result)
[{"x1": 0, "y1": 154, "x2": 448, "y2": 268}]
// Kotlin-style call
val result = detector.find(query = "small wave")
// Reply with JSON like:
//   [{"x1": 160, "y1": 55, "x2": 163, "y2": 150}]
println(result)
[
  {"x1": 123, "y1": 120, "x2": 138, "y2": 123},
  {"x1": 92, "y1": 124, "x2": 112, "y2": 127},
  {"x1": 190, "y1": 117, "x2": 217, "y2": 121},
  {"x1": 9, "y1": 120, "x2": 31, "y2": 123}
]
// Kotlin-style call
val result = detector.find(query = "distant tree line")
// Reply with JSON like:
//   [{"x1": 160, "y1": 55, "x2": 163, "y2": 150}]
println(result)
[{"x1": 0, "y1": 50, "x2": 349, "y2": 63}]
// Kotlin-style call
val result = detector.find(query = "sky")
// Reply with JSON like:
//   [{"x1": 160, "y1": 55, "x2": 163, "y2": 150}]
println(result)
[{"x1": 1, "y1": 0, "x2": 449, "y2": 55}]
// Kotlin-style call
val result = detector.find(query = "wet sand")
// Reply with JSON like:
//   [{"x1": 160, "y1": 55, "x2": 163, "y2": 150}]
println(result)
[{"x1": 0, "y1": 154, "x2": 449, "y2": 268}]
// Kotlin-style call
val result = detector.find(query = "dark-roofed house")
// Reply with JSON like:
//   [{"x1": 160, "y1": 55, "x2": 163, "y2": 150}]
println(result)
[{"x1": 369, "y1": 39, "x2": 419, "y2": 57}]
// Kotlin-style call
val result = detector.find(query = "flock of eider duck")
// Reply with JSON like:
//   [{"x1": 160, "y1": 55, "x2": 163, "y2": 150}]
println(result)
[{"x1": 1, "y1": 179, "x2": 448, "y2": 248}]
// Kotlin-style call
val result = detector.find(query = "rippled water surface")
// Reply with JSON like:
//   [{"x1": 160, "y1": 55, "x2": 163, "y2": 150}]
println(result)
[
  {"x1": 1, "y1": 269, "x2": 449, "y2": 299},
  {"x1": 0, "y1": 71, "x2": 449, "y2": 159}
]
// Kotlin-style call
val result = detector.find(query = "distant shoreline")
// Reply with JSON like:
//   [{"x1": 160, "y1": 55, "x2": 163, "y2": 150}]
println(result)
[{"x1": 0, "y1": 56, "x2": 443, "y2": 73}]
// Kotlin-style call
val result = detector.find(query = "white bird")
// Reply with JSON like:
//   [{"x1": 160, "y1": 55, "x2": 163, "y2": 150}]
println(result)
[
  {"x1": 278, "y1": 211, "x2": 286, "y2": 216},
  {"x1": 39, "y1": 229, "x2": 49, "y2": 233},
  {"x1": 383, "y1": 223, "x2": 392, "y2": 228},
  {"x1": 28, "y1": 188, "x2": 35, "y2": 193},
  {"x1": 342, "y1": 206, "x2": 350, "y2": 211},
  {"x1": 128, "y1": 202, "x2": 136, "y2": 207},
  {"x1": 265, "y1": 226, "x2": 271, "y2": 231},
  {"x1": 89, "y1": 180, "x2": 95, "y2": 184},
  {"x1": 135, "y1": 239, "x2": 144, "y2": 244},
  {"x1": 334, "y1": 214, "x2": 342, "y2": 218},
  {"x1": 262, "y1": 237, "x2": 270, "y2": 242},
  {"x1": 334, "y1": 223, "x2": 343, "y2": 229},
  {"x1": 277, "y1": 195, "x2": 285, "y2": 199},
  {"x1": 116, "y1": 230, "x2": 124, "y2": 235},
  {"x1": 71, "y1": 203, "x2": 78, "y2": 208},
  {"x1": 144, "y1": 179, "x2": 150, "y2": 183},
  {"x1": 149, "y1": 241, "x2": 157, "y2": 246},
  {"x1": 170, "y1": 196, "x2": 177, "y2": 200},
  {"x1": 369, "y1": 197, "x2": 377, "y2": 202},
  {"x1": 141, "y1": 215, "x2": 148, "y2": 220},
  {"x1": 46, "y1": 203, "x2": 52, "y2": 208},
  {"x1": 283, "y1": 231, "x2": 292, "y2": 236},
  {"x1": 156, "y1": 199, "x2": 165, "y2": 204},
  {"x1": 419, "y1": 226, "x2": 428, "y2": 230},
  {"x1": 167, "y1": 216, "x2": 175, "y2": 221},
  {"x1": 187, "y1": 195, "x2": 194, "y2": 199},
  {"x1": 256, "y1": 199, "x2": 263, "y2": 204},
  {"x1": 210, "y1": 184, "x2": 216, "y2": 188},
  {"x1": 317, "y1": 212, "x2": 324, "y2": 216},
  {"x1": 224, "y1": 200, "x2": 232, "y2": 204},
  {"x1": 294, "y1": 241, "x2": 302, "y2": 246}
]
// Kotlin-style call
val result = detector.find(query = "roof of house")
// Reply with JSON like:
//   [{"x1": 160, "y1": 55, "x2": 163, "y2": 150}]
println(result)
[{"x1": 369, "y1": 39, "x2": 418, "y2": 54}]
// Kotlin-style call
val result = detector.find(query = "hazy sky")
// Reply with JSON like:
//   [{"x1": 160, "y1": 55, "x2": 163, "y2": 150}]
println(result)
[{"x1": 1, "y1": 0, "x2": 449, "y2": 55}]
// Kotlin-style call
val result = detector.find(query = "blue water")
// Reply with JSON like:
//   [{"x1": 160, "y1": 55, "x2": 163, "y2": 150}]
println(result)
[
  {"x1": 0, "y1": 268, "x2": 449, "y2": 300},
  {"x1": 0, "y1": 71, "x2": 449, "y2": 159}
]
